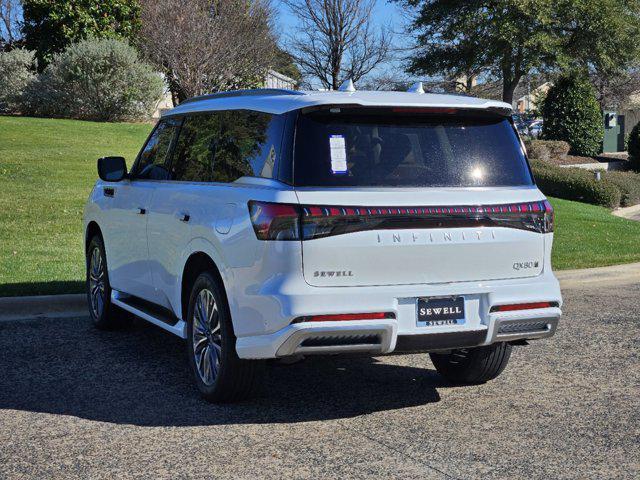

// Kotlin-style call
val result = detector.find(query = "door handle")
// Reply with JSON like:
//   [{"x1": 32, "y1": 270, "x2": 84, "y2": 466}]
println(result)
[
  {"x1": 179, "y1": 213, "x2": 190, "y2": 223},
  {"x1": 137, "y1": 207, "x2": 146, "y2": 215},
  {"x1": 103, "y1": 187, "x2": 115, "y2": 197}
]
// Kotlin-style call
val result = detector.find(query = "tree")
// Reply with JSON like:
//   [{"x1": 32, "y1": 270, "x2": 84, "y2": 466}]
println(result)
[
  {"x1": 21, "y1": 0, "x2": 141, "y2": 68},
  {"x1": 397, "y1": 1, "x2": 559, "y2": 104},
  {"x1": 541, "y1": 74, "x2": 604, "y2": 157},
  {"x1": 138, "y1": 0, "x2": 278, "y2": 103},
  {"x1": 0, "y1": 0, "x2": 21, "y2": 50},
  {"x1": 397, "y1": 0, "x2": 640, "y2": 105},
  {"x1": 284, "y1": 0, "x2": 392, "y2": 90}
]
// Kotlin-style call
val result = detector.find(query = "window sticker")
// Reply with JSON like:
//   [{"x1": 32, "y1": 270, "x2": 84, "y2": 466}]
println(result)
[{"x1": 329, "y1": 135, "x2": 347, "y2": 174}]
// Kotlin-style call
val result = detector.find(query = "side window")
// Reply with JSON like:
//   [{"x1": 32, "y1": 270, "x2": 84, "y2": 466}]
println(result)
[
  {"x1": 171, "y1": 110, "x2": 282, "y2": 182},
  {"x1": 134, "y1": 119, "x2": 180, "y2": 180}
]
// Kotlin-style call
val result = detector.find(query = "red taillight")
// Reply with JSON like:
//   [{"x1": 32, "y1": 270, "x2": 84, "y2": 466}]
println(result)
[
  {"x1": 299, "y1": 312, "x2": 394, "y2": 322},
  {"x1": 490, "y1": 302, "x2": 558, "y2": 312},
  {"x1": 248, "y1": 201, "x2": 300, "y2": 241},
  {"x1": 391, "y1": 107, "x2": 458, "y2": 114}
]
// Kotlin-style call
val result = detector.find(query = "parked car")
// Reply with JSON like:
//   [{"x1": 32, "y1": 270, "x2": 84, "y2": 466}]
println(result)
[
  {"x1": 84, "y1": 87, "x2": 562, "y2": 402},
  {"x1": 528, "y1": 119, "x2": 543, "y2": 138}
]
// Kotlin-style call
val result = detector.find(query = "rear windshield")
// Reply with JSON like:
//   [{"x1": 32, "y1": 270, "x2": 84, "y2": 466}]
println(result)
[{"x1": 293, "y1": 108, "x2": 533, "y2": 188}]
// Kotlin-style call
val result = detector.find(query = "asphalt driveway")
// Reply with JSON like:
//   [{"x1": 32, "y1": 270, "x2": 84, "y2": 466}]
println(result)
[{"x1": 0, "y1": 281, "x2": 638, "y2": 479}]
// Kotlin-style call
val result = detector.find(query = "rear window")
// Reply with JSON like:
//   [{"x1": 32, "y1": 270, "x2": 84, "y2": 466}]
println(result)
[{"x1": 293, "y1": 108, "x2": 533, "y2": 188}]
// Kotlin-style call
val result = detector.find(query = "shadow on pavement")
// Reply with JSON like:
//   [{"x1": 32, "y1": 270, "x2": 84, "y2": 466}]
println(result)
[{"x1": 0, "y1": 316, "x2": 444, "y2": 426}]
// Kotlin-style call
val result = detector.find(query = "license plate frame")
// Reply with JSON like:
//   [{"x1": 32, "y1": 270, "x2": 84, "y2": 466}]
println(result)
[{"x1": 416, "y1": 296, "x2": 466, "y2": 327}]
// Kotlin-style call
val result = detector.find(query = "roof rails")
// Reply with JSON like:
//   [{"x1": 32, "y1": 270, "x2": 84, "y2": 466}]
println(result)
[{"x1": 179, "y1": 88, "x2": 306, "y2": 106}]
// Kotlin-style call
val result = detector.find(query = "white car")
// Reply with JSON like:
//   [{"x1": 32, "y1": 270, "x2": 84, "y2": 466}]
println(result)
[{"x1": 83, "y1": 86, "x2": 562, "y2": 402}]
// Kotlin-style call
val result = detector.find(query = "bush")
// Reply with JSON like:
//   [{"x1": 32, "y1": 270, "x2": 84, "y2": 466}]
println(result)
[
  {"x1": 530, "y1": 160, "x2": 621, "y2": 208},
  {"x1": 23, "y1": 37, "x2": 163, "y2": 121},
  {"x1": 525, "y1": 140, "x2": 571, "y2": 161},
  {"x1": 628, "y1": 124, "x2": 640, "y2": 172},
  {"x1": 603, "y1": 170, "x2": 640, "y2": 207},
  {"x1": 541, "y1": 74, "x2": 604, "y2": 157},
  {"x1": 0, "y1": 49, "x2": 37, "y2": 113}
]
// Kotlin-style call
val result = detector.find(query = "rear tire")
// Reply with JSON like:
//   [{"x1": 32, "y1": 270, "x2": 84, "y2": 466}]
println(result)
[
  {"x1": 86, "y1": 235, "x2": 130, "y2": 330},
  {"x1": 430, "y1": 343, "x2": 512, "y2": 385},
  {"x1": 186, "y1": 271, "x2": 264, "y2": 403}
]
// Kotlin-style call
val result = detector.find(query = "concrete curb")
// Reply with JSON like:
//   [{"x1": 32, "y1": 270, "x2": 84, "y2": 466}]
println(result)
[{"x1": 0, "y1": 294, "x2": 87, "y2": 322}]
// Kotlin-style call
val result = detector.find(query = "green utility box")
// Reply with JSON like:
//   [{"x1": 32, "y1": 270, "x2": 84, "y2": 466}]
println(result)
[{"x1": 602, "y1": 111, "x2": 625, "y2": 152}]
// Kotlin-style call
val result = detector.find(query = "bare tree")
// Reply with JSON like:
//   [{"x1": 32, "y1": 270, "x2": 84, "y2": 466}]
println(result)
[
  {"x1": 139, "y1": 0, "x2": 278, "y2": 103},
  {"x1": 0, "y1": 0, "x2": 21, "y2": 49},
  {"x1": 284, "y1": 0, "x2": 391, "y2": 90},
  {"x1": 591, "y1": 69, "x2": 640, "y2": 110}
]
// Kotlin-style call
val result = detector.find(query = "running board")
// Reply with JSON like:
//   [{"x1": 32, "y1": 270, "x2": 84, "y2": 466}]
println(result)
[{"x1": 111, "y1": 291, "x2": 187, "y2": 339}]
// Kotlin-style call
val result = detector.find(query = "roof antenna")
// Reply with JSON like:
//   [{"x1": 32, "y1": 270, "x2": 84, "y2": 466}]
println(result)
[
  {"x1": 408, "y1": 82, "x2": 425, "y2": 94},
  {"x1": 338, "y1": 79, "x2": 356, "y2": 92}
]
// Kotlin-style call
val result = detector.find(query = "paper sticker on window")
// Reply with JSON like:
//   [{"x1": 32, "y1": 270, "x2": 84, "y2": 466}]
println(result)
[{"x1": 329, "y1": 135, "x2": 347, "y2": 174}]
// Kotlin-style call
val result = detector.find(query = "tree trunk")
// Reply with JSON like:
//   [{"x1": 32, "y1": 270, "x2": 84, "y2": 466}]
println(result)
[{"x1": 502, "y1": 77, "x2": 520, "y2": 105}]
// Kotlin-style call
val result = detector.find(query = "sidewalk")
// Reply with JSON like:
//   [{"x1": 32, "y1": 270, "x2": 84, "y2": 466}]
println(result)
[
  {"x1": 612, "y1": 204, "x2": 640, "y2": 222},
  {"x1": 556, "y1": 262, "x2": 640, "y2": 289}
]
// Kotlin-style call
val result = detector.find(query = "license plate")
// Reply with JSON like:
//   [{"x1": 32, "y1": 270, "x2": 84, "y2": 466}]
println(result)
[{"x1": 417, "y1": 297, "x2": 465, "y2": 327}]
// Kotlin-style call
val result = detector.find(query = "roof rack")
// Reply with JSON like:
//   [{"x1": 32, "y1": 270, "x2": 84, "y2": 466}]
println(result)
[{"x1": 179, "y1": 88, "x2": 305, "y2": 106}]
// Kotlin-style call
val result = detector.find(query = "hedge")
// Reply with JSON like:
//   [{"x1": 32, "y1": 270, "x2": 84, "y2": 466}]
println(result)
[
  {"x1": 530, "y1": 160, "x2": 621, "y2": 208},
  {"x1": 525, "y1": 140, "x2": 571, "y2": 161},
  {"x1": 604, "y1": 171, "x2": 640, "y2": 207}
]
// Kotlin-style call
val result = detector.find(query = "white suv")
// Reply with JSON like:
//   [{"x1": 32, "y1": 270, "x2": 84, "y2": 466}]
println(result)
[{"x1": 83, "y1": 87, "x2": 562, "y2": 402}]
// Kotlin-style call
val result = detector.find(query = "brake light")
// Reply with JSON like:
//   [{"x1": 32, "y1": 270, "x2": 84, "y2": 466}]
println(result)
[
  {"x1": 296, "y1": 312, "x2": 395, "y2": 322},
  {"x1": 490, "y1": 302, "x2": 558, "y2": 312},
  {"x1": 248, "y1": 201, "x2": 300, "y2": 240}
]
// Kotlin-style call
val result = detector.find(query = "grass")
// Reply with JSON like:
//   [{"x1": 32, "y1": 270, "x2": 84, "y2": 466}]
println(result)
[
  {"x1": 0, "y1": 116, "x2": 152, "y2": 296},
  {"x1": 549, "y1": 197, "x2": 640, "y2": 269},
  {"x1": 1, "y1": 115, "x2": 640, "y2": 296}
]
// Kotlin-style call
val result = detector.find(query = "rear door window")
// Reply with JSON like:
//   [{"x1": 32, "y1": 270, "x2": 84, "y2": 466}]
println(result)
[
  {"x1": 170, "y1": 110, "x2": 284, "y2": 183},
  {"x1": 293, "y1": 108, "x2": 533, "y2": 188}
]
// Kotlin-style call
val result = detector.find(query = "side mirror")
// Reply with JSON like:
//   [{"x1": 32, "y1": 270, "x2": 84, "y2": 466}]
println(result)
[{"x1": 97, "y1": 156, "x2": 127, "y2": 182}]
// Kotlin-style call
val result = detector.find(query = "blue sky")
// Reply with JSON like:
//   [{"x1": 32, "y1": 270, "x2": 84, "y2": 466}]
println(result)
[{"x1": 275, "y1": 1, "x2": 403, "y2": 33}]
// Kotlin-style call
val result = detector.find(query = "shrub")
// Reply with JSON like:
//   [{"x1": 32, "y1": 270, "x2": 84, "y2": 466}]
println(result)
[
  {"x1": 530, "y1": 160, "x2": 621, "y2": 208},
  {"x1": 541, "y1": 74, "x2": 604, "y2": 157},
  {"x1": 525, "y1": 140, "x2": 571, "y2": 161},
  {"x1": 628, "y1": 124, "x2": 640, "y2": 172},
  {"x1": 0, "y1": 49, "x2": 37, "y2": 113},
  {"x1": 603, "y1": 170, "x2": 640, "y2": 207},
  {"x1": 23, "y1": 37, "x2": 163, "y2": 121}
]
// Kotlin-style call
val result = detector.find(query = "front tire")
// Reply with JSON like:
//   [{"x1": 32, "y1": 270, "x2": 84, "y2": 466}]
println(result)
[
  {"x1": 186, "y1": 271, "x2": 264, "y2": 403},
  {"x1": 86, "y1": 235, "x2": 129, "y2": 329},
  {"x1": 430, "y1": 343, "x2": 512, "y2": 385}
]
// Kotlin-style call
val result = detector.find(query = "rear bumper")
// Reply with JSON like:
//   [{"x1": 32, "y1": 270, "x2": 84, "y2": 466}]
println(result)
[{"x1": 235, "y1": 271, "x2": 562, "y2": 359}]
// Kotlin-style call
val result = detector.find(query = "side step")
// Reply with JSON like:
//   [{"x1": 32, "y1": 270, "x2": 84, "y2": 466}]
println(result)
[{"x1": 111, "y1": 291, "x2": 187, "y2": 338}]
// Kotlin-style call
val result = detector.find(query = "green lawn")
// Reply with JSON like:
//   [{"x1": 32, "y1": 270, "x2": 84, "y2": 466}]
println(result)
[
  {"x1": 1, "y1": 115, "x2": 640, "y2": 296},
  {"x1": 0, "y1": 116, "x2": 152, "y2": 296}
]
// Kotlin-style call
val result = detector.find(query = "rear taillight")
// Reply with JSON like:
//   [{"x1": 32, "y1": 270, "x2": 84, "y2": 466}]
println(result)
[
  {"x1": 248, "y1": 201, "x2": 300, "y2": 240},
  {"x1": 294, "y1": 312, "x2": 395, "y2": 322},
  {"x1": 490, "y1": 301, "x2": 559, "y2": 312},
  {"x1": 248, "y1": 200, "x2": 554, "y2": 241}
]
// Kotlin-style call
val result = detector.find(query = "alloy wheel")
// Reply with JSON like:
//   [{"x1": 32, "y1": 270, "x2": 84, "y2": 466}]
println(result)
[
  {"x1": 192, "y1": 288, "x2": 222, "y2": 386},
  {"x1": 88, "y1": 246, "x2": 105, "y2": 319}
]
